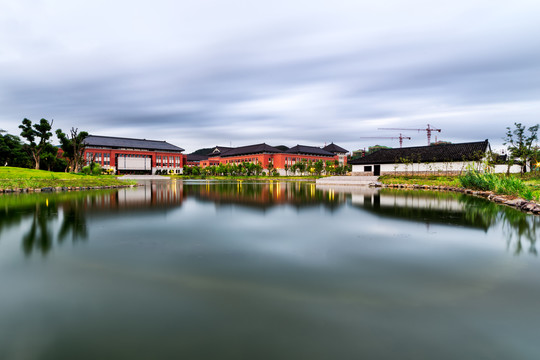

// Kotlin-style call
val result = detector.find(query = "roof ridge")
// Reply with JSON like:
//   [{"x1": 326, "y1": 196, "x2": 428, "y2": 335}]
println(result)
[{"x1": 89, "y1": 134, "x2": 168, "y2": 143}]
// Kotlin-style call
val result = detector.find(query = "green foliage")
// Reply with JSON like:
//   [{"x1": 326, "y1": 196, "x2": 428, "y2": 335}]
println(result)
[
  {"x1": 81, "y1": 162, "x2": 102, "y2": 176},
  {"x1": 39, "y1": 143, "x2": 61, "y2": 171},
  {"x1": 504, "y1": 122, "x2": 539, "y2": 173},
  {"x1": 56, "y1": 127, "x2": 88, "y2": 173},
  {"x1": 314, "y1": 160, "x2": 324, "y2": 176},
  {"x1": 459, "y1": 170, "x2": 530, "y2": 197},
  {"x1": 0, "y1": 132, "x2": 32, "y2": 167},
  {"x1": 19, "y1": 118, "x2": 54, "y2": 170},
  {"x1": 367, "y1": 145, "x2": 391, "y2": 155}
]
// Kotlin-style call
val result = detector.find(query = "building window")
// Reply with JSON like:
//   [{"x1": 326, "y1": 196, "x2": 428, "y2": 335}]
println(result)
[{"x1": 364, "y1": 166, "x2": 372, "y2": 172}]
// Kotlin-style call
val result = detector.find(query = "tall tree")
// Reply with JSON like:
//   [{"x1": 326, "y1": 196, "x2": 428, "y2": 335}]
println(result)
[
  {"x1": 56, "y1": 128, "x2": 88, "y2": 172},
  {"x1": 19, "y1": 118, "x2": 54, "y2": 170},
  {"x1": 504, "y1": 122, "x2": 539, "y2": 173}
]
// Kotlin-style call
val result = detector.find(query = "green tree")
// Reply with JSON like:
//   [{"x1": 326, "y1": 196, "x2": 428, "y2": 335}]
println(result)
[
  {"x1": 314, "y1": 160, "x2": 324, "y2": 176},
  {"x1": 504, "y1": 122, "x2": 539, "y2": 173},
  {"x1": 267, "y1": 161, "x2": 274, "y2": 174},
  {"x1": 297, "y1": 161, "x2": 306, "y2": 175},
  {"x1": 39, "y1": 143, "x2": 59, "y2": 171},
  {"x1": 289, "y1": 163, "x2": 297, "y2": 175},
  {"x1": 56, "y1": 128, "x2": 88, "y2": 173},
  {"x1": 19, "y1": 118, "x2": 54, "y2": 170},
  {"x1": 0, "y1": 132, "x2": 32, "y2": 167},
  {"x1": 254, "y1": 163, "x2": 263, "y2": 176}
]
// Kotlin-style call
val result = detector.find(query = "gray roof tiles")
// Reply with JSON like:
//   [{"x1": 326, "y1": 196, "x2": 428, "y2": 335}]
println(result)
[
  {"x1": 350, "y1": 140, "x2": 489, "y2": 165},
  {"x1": 84, "y1": 135, "x2": 185, "y2": 152},
  {"x1": 219, "y1": 143, "x2": 283, "y2": 157},
  {"x1": 286, "y1": 145, "x2": 336, "y2": 157},
  {"x1": 323, "y1": 143, "x2": 348, "y2": 153}
]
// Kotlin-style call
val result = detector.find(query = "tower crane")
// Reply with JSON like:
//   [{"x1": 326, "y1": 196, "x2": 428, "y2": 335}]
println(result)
[
  {"x1": 357, "y1": 134, "x2": 412, "y2": 148},
  {"x1": 378, "y1": 124, "x2": 441, "y2": 145}
]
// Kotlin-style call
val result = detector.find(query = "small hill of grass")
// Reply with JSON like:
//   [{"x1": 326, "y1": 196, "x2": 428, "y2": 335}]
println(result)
[{"x1": 0, "y1": 167, "x2": 133, "y2": 190}]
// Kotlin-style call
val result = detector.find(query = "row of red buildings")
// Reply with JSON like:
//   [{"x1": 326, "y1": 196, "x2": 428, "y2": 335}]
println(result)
[{"x1": 80, "y1": 135, "x2": 348, "y2": 175}]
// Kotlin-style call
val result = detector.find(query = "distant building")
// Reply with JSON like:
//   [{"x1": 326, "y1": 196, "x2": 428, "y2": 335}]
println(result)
[
  {"x1": 350, "y1": 140, "x2": 521, "y2": 175},
  {"x1": 195, "y1": 142, "x2": 348, "y2": 175},
  {"x1": 186, "y1": 153, "x2": 208, "y2": 166},
  {"x1": 322, "y1": 143, "x2": 349, "y2": 165},
  {"x1": 82, "y1": 135, "x2": 186, "y2": 175}
]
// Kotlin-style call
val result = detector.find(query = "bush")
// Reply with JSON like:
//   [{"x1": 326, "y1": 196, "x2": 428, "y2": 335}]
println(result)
[
  {"x1": 459, "y1": 170, "x2": 529, "y2": 198},
  {"x1": 81, "y1": 165, "x2": 92, "y2": 175},
  {"x1": 81, "y1": 162, "x2": 103, "y2": 176}
]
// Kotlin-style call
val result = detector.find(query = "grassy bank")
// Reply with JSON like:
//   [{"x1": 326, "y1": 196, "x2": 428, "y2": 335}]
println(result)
[
  {"x1": 379, "y1": 173, "x2": 540, "y2": 201},
  {"x1": 0, "y1": 167, "x2": 135, "y2": 190},
  {"x1": 378, "y1": 175, "x2": 461, "y2": 187}
]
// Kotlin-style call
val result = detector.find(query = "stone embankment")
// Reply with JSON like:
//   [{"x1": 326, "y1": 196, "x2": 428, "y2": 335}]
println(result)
[
  {"x1": 0, "y1": 184, "x2": 136, "y2": 194},
  {"x1": 375, "y1": 183, "x2": 540, "y2": 215}
]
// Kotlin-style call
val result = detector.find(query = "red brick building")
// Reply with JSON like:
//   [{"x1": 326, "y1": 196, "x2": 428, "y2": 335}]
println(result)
[
  {"x1": 82, "y1": 135, "x2": 186, "y2": 175},
  {"x1": 193, "y1": 143, "x2": 348, "y2": 175}
]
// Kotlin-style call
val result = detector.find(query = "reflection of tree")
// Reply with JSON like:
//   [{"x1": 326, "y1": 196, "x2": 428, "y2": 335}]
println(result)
[
  {"x1": 58, "y1": 202, "x2": 88, "y2": 244},
  {"x1": 458, "y1": 195, "x2": 538, "y2": 256},
  {"x1": 361, "y1": 190, "x2": 491, "y2": 230},
  {"x1": 501, "y1": 208, "x2": 538, "y2": 256},
  {"x1": 0, "y1": 191, "x2": 95, "y2": 257},
  {"x1": 22, "y1": 201, "x2": 58, "y2": 256},
  {"x1": 356, "y1": 189, "x2": 539, "y2": 256}
]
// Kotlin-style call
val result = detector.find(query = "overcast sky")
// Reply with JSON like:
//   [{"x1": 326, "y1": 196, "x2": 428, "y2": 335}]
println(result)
[{"x1": 1, "y1": 0, "x2": 540, "y2": 153}]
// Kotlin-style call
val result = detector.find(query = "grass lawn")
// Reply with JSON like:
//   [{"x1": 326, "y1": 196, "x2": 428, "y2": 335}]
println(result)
[
  {"x1": 378, "y1": 175, "x2": 461, "y2": 187},
  {"x1": 0, "y1": 167, "x2": 134, "y2": 190}
]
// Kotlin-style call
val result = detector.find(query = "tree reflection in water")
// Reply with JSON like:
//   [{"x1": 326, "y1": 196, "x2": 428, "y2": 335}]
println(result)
[
  {"x1": 349, "y1": 188, "x2": 539, "y2": 256},
  {"x1": 57, "y1": 202, "x2": 88, "y2": 244},
  {"x1": 0, "y1": 192, "x2": 94, "y2": 257}
]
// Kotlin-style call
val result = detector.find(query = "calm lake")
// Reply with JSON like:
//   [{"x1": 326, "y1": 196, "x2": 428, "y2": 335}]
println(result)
[{"x1": 1, "y1": 180, "x2": 539, "y2": 359}]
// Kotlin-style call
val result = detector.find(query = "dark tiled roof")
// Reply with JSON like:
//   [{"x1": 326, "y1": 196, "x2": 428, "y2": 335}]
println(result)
[
  {"x1": 206, "y1": 146, "x2": 234, "y2": 156},
  {"x1": 286, "y1": 145, "x2": 335, "y2": 157},
  {"x1": 186, "y1": 154, "x2": 208, "y2": 162},
  {"x1": 220, "y1": 143, "x2": 283, "y2": 157},
  {"x1": 84, "y1": 135, "x2": 184, "y2": 152},
  {"x1": 350, "y1": 140, "x2": 489, "y2": 165},
  {"x1": 323, "y1": 143, "x2": 348, "y2": 153}
]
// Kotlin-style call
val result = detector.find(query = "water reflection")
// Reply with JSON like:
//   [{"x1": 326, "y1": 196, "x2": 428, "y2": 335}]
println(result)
[
  {"x1": 318, "y1": 186, "x2": 539, "y2": 256},
  {"x1": 183, "y1": 180, "x2": 345, "y2": 211},
  {"x1": 0, "y1": 180, "x2": 538, "y2": 256}
]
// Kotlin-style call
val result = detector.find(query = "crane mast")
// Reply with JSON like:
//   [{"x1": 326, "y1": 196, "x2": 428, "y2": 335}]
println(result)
[
  {"x1": 357, "y1": 133, "x2": 411, "y2": 148},
  {"x1": 378, "y1": 124, "x2": 441, "y2": 145}
]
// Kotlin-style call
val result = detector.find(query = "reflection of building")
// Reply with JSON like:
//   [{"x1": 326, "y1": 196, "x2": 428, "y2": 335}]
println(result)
[
  {"x1": 82, "y1": 135, "x2": 186, "y2": 175},
  {"x1": 196, "y1": 143, "x2": 348, "y2": 175},
  {"x1": 317, "y1": 184, "x2": 498, "y2": 230},
  {"x1": 350, "y1": 140, "x2": 521, "y2": 176}
]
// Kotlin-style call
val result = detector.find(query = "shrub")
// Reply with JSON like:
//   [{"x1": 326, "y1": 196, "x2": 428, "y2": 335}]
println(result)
[
  {"x1": 459, "y1": 170, "x2": 530, "y2": 198},
  {"x1": 81, "y1": 165, "x2": 92, "y2": 175}
]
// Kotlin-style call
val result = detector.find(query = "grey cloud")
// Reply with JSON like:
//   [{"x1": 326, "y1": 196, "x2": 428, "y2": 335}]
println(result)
[{"x1": 2, "y1": 1, "x2": 540, "y2": 153}]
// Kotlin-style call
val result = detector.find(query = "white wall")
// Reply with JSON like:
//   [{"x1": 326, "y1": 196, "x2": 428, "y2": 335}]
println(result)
[
  {"x1": 117, "y1": 156, "x2": 152, "y2": 170},
  {"x1": 352, "y1": 162, "x2": 522, "y2": 174}
]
